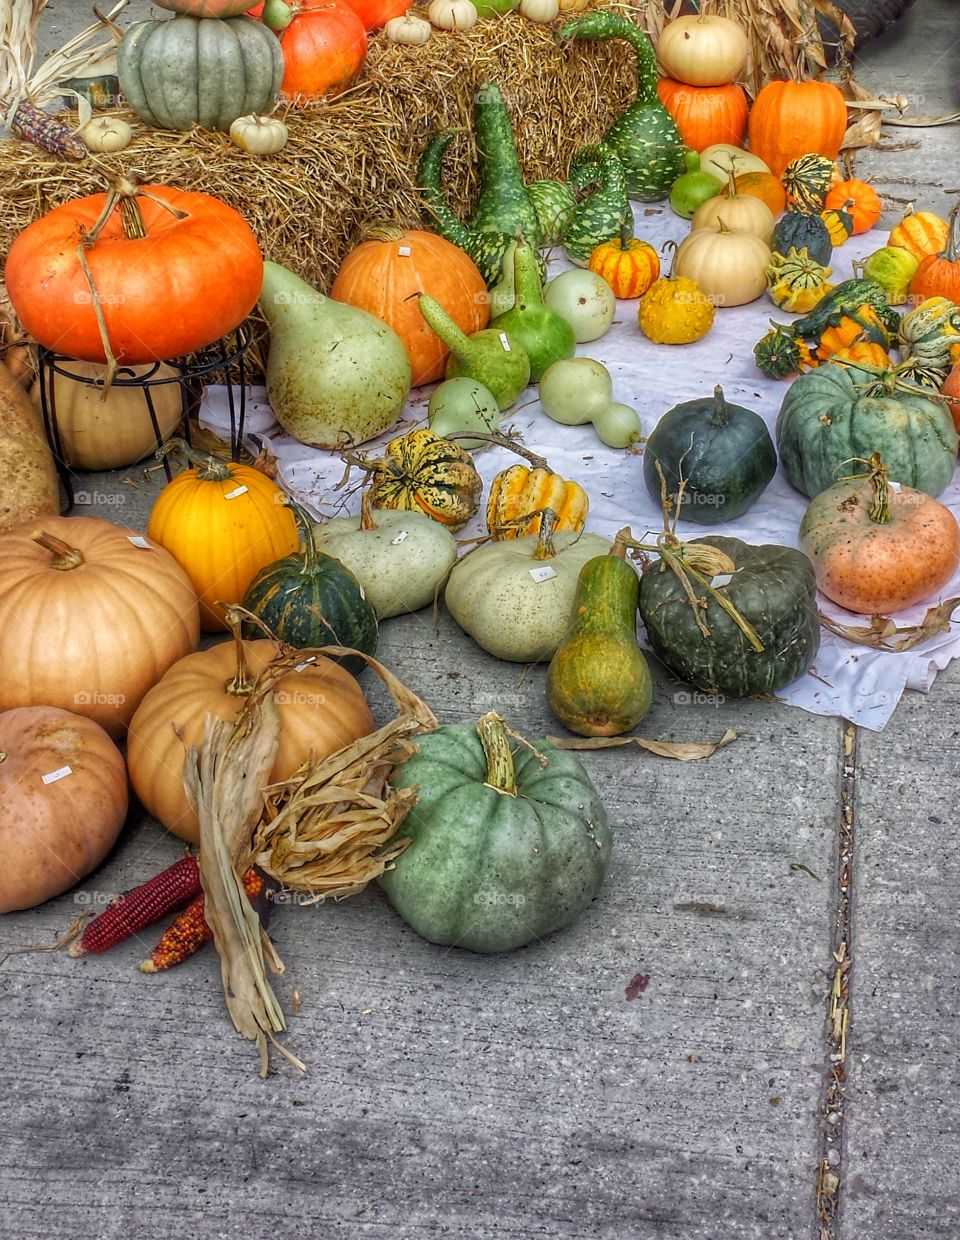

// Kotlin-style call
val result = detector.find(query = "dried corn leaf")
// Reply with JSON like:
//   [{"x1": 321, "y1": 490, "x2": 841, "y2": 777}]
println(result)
[
  {"x1": 546, "y1": 730, "x2": 738, "y2": 760},
  {"x1": 820, "y1": 599, "x2": 960, "y2": 652}
]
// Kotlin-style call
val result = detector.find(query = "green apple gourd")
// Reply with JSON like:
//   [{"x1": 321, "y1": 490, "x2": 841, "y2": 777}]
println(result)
[
  {"x1": 543, "y1": 269, "x2": 617, "y2": 342},
  {"x1": 259, "y1": 262, "x2": 411, "y2": 448},
  {"x1": 491, "y1": 241, "x2": 575, "y2": 381},
  {"x1": 418, "y1": 294, "x2": 530, "y2": 410},
  {"x1": 379, "y1": 711, "x2": 612, "y2": 952},
  {"x1": 539, "y1": 357, "x2": 642, "y2": 448},
  {"x1": 669, "y1": 150, "x2": 722, "y2": 220},
  {"x1": 427, "y1": 378, "x2": 501, "y2": 449}
]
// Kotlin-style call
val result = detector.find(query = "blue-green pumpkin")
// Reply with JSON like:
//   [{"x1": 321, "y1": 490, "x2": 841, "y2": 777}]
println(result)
[
  {"x1": 380, "y1": 712, "x2": 612, "y2": 952},
  {"x1": 242, "y1": 503, "x2": 378, "y2": 676}
]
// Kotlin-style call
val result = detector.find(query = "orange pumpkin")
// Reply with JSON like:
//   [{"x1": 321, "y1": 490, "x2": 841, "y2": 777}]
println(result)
[
  {"x1": 331, "y1": 225, "x2": 489, "y2": 386},
  {"x1": 830, "y1": 342, "x2": 891, "y2": 369},
  {"x1": 0, "y1": 706, "x2": 129, "y2": 913},
  {"x1": 0, "y1": 516, "x2": 200, "y2": 738},
  {"x1": 942, "y1": 363, "x2": 960, "y2": 433},
  {"x1": 587, "y1": 231, "x2": 660, "y2": 299},
  {"x1": 747, "y1": 80, "x2": 847, "y2": 177},
  {"x1": 274, "y1": 3, "x2": 367, "y2": 100},
  {"x1": 656, "y1": 80, "x2": 748, "y2": 152},
  {"x1": 888, "y1": 207, "x2": 949, "y2": 260},
  {"x1": 146, "y1": 444, "x2": 299, "y2": 631},
  {"x1": 825, "y1": 179, "x2": 881, "y2": 235},
  {"x1": 4, "y1": 182, "x2": 262, "y2": 367},
  {"x1": 800, "y1": 456, "x2": 960, "y2": 615},
  {"x1": 733, "y1": 171, "x2": 786, "y2": 217},
  {"x1": 817, "y1": 305, "x2": 890, "y2": 362},
  {"x1": 126, "y1": 636, "x2": 374, "y2": 843},
  {"x1": 909, "y1": 203, "x2": 960, "y2": 304},
  {"x1": 339, "y1": 0, "x2": 410, "y2": 29}
]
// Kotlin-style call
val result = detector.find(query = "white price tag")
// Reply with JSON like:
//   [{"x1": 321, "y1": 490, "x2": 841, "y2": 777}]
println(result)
[
  {"x1": 295, "y1": 659, "x2": 315, "y2": 673},
  {"x1": 224, "y1": 485, "x2": 249, "y2": 500},
  {"x1": 391, "y1": 530, "x2": 409, "y2": 545},
  {"x1": 398, "y1": 245, "x2": 411, "y2": 256},
  {"x1": 712, "y1": 573, "x2": 734, "y2": 588},
  {"x1": 499, "y1": 332, "x2": 511, "y2": 352},
  {"x1": 529, "y1": 566, "x2": 557, "y2": 583},
  {"x1": 41, "y1": 765, "x2": 72, "y2": 785},
  {"x1": 888, "y1": 480, "x2": 903, "y2": 493},
  {"x1": 127, "y1": 535, "x2": 152, "y2": 549}
]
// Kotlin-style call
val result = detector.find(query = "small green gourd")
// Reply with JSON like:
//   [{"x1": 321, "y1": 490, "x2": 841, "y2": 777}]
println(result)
[
  {"x1": 669, "y1": 150, "x2": 723, "y2": 220},
  {"x1": 418, "y1": 294, "x2": 531, "y2": 410},
  {"x1": 546, "y1": 538, "x2": 652, "y2": 737},
  {"x1": 427, "y1": 377, "x2": 502, "y2": 449},
  {"x1": 491, "y1": 241, "x2": 576, "y2": 381},
  {"x1": 539, "y1": 357, "x2": 642, "y2": 448}
]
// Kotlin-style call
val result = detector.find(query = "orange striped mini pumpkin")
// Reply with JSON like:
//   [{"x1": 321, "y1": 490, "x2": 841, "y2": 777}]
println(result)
[
  {"x1": 588, "y1": 232, "x2": 659, "y2": 300},
  {"x1": 888, "y1": 207, "x2": 949, "y2": 259}
]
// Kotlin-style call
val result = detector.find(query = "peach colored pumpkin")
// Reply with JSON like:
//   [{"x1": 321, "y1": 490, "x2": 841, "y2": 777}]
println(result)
[
  {"x1": 126, "y1": 636, "x2": 374, "y2": 843},
  {"x1": 0, "y1": 516, "x2": 200, "y2": 738},
  {"x1": 0, "y1": 706, "x2": 128, "y2": 913}
]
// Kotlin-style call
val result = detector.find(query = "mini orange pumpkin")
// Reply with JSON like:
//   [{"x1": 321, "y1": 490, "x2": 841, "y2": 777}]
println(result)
[
  {"x1": 888, "y1": 207, "x2": 949, "y2": 260},
  {"x1": 747, "y1": 80, "x2": 847, "y2": 177},
  {"x1": 587, "y1": 229, "x2": 660, "y2": 299},
  {"x1": 909, "y1": 203, "x2": 960, "y2": 304},
  {"x1": 825, "y1": 179, "x2": 881, "y2": 235},
  {"x1": 656, "y1": 79, "x2": 748, "y2": 152}
]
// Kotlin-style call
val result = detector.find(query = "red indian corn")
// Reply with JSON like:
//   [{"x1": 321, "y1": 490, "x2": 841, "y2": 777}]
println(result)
[
  {"x1": 68, "y1": 854, "x2": 201, "y2": 957},
  {"x1": 140, "y1": 869, "x2": 265, "y2": 974}
]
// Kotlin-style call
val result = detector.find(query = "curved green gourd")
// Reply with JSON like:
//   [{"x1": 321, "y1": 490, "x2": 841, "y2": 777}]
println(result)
[
  {"x1": 562, "y1": 144, "x2": 633, "y2": 266},
  {"x1": 491, "y1": 241, "x2": 575, "y2": 381},
  {"x1": 789, "y1": 278, "x2": 903, "y2": 340},
  {"x1": 241, "y1": 502, "x2": 378, "y2": 677},
  {"x1": 639, "y1": 537, "x2": 821, "y2": 698},
  {"x1": 418, "y1": 294, "x2": 531, "y2": 410},
  {"x1": 528, "y1": 179, "x2": 578, "y2": 246},
  {"x1": 379, "y1": 712, "x2": 612, "y2": 952},
  {"x1": 558, "y1": 13, "x2": 685, "y2": 202},
  {"x1": 118, "y1": 16, "x2": 283, "y2": 132}
]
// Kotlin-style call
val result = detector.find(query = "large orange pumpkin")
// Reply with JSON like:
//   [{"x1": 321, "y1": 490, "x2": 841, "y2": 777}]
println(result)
[
  {"x1": 747, "y1": 80, "x2": 847, "y2": 177},
  {"x1": 909, "y1": 204, "x2": 960, "y2": 304},
  {"x1": 656, "y1": 80, "x2": 748, "y2": 152},
  {"x1": 4, "y1": 181, "x2": 263, "y2": 366},
  {"x1": 272, "y1": 3, "x2": 368, "y2": 100},
  {"x1": 0, "y1": 516, "x2": 200, "y2": 738},
  {"x1": 126, "y1": 636, "x2": 375, "y2": 843},
  {"x1": 331, "y1": 225, "x2": 489, "y2": 385},
  {"x1": 146, "y1": 444, "x2": 299, "y2": 631},
  {"x1": 0, "y1": 706, "x2": 129, "y2": 913}
]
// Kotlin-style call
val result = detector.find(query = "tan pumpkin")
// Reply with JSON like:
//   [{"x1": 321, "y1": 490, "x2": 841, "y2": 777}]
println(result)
[
  {"x1": 30, "y1": 360, "x2": 183, "y2": 470},
  {"x1": 691, "y1": 172, "x2": 776, "y2": 245},
  {"x1": 0, "y1": 706, "x2": 128, "y2": 913},
  {"x1": 0, "y1": 516, "x2": 200, "y2": 737},
  {"x1": 126, "y1": 635, "x2": 375, "y2": 843},
  {"x1": 675, "y1": 220, "x2": 771, "y2": 307}
]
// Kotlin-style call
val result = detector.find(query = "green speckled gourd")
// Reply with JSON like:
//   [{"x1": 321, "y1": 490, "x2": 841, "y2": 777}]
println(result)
[
  {"x1": 898, "y1": 296, "x2": 960, "y2": 370},
  {"x1": 563, "y1": 144, "x2": 633, "y2": 266},
  {"x1": 790, "y1": 278, "x2": 902, "y2": 340},
  {"x1": 528, "y1": 179, "x2": 578, "y2": 246},
  {"x1": 118, "y1": 16, "x2": 283, "y2": 132},
  {"x1": 558, "y1": 13, "x2": 684, "y2": 201},
  {"x1": 639, "y1": 537, "x2": 820, "y2": 697},
  {"x1": 418, "y1": 82, "x2": 541, "y2": 285},
  {"x1": 379, "y1": 711, "x2": 612, "y2": 953}
]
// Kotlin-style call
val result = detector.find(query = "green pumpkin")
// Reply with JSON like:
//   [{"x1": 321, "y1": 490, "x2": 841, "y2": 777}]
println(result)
[
  {"x1": 118, "y1": 16, "x2": 283, "y2": 132},
  {"x1": 772, "y1": 211, "x2": 833, "y2": 267},
  {"x1": 643, "y1": 385, "x2": 777, "y2": 523},
  {"x1": 558, "y1": 13, "x2": 685, "y2": 202},
  {"x1": 563, "y1": 143, "x2": 633, "y2": 266},
  {"x1": 242, "y1": 503, "x2": 378, "y2": 676},
  {"x1": 380, "y1": 712, "x2": 612, "y2": 952},
  {"x1": 776, "y1": 362, "x2": 959, "y2": 499},
  {"x1": 639, "y1": 536, "x2": 820, "y2": 697}
]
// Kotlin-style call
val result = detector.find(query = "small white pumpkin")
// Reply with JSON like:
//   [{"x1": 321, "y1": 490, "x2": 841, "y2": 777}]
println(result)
[
  {"x1": 428, "y1": 0, "x2": 478, "y2": 30},
  {"x1": 229, "y1": 114, "x2": 289, "y2": 155},
  {"x1": 519, "y1": 0, "x2": 558, "y2": 19},
  {"x1": 384, "y1": 12, "x2": 432, "y2": 43},
  {"x1": 674, "y1": 219, "x2": 771, "y2": 308},
  {"x1": 80, "y1": 116, "x2": 132, "y2": 153}
]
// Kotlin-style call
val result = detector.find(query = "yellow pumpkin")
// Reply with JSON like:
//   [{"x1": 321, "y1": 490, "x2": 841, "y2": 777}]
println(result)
[
  {"x1": 638, "y1": 262, "x2": 716, "y2": 345},
  {"x1": 146, "y1": 442, "x2": 298, "y2": 632},
  {"x1": 486, "y1": 464, "x2": 588, "y2": 540}
]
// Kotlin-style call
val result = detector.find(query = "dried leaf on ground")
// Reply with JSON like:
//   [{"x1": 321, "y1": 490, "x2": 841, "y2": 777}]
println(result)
[
  {"x1": 820, "y1": 599, "x2": 960, "y2": 652},
  {"x1": 546, "y1": 729, "x2": 738, "y2": 760}
]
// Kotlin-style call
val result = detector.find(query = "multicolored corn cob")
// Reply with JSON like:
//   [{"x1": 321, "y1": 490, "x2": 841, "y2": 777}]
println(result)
[
  {"x1": 68, "y1": 855, "x2": 201, "y2": 957},
  {"x1": 139, "y1": 869, "x2": 265, "y2": 974},
  {"x1": 10, "y1": 100, "x2": 87, "y2": 161}
]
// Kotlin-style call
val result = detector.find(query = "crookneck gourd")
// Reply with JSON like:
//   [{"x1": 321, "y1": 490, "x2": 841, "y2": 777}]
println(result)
[
  {"x1": 562, "y1": 143, "x2": 634, "y2": 266},
  {"x1": 558, "y1": 13, "x2": 685, "y2": 201},
  {"x1": 418, "y1": 82, "x2": 541, "y2": 284}
]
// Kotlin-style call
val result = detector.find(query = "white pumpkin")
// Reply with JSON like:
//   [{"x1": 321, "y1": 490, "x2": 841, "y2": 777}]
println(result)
[
  {"x1": 692, "y1": 189, "x2": 775, "y2": 245},
  {"x1": 428, "y1": 0, "x2": 478, "y2": 29},
  {"x1": 657, "y1": 14, "x2": 749, "y2": 87},
  {"x1": 80, "y1": 116, "x2": 132, "y2": 153},
  {"x1": 698, "y1": 143, "x2": 769, "y2": 183},
  {"x1": 384, "y1": 13, "x2": 432, "y2": 43},
  {"x1": 229, "y1": 114, "x2": 289, "y2": 155},
  {"x1": 519, "y1": 0, "x2": 558, "y2": 20},
  {"x1": 674, "y1": 221, "x2": 771, "y2": 308}
]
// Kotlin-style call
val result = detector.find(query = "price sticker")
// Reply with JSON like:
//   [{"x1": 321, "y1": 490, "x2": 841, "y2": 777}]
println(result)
[
  {"x1": 391, "y1": 530, "x2": 409, "y2": 545},
  {"x1": 529, "y1": 565, "x2": 557, "y2": 583},
  {"x1": 224, "y1": 485, "x2": 249, "y2": 500},
  {"x1": 42, "y1": 766, "x2": 73, "y2": 785},
  {"x1": 398, "y1": 245, "x2": 412, "y2": 257},
  {"x1": 499, "y1": 332, "x2": 511, "y2": 352},
  {"x1": 127, "y1": 535, "x2": 152, "y2": 549},
  {"x1": 712, "y1": 573, "x2": 734, "y2": 588},
  {"x1": 888, "y1": 480, "x2": 903, "y2": 493},
  {"x1": 295, "y1": 659, "x2": 315, "y2": 673}
]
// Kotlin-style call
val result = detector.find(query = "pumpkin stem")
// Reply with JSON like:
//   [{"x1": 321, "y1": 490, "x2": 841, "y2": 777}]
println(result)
[
  {"x1": 476, "y1": 711, "x2": 518, "y2": 797},
  {"x1": 285, "y1": 499, "x2": 320, "y2": 571},
  {"x1": 942, "y1": 199, "x2": 960, "y2": 263},
  {"x1": 618, "y1": 217, "x2": 633, "y2": 252},
  {"x1": 839, "y1": 452, "x2": 894, "y2": 524},
  {"x1": 610, "y1": 529, "x2": 630, "y2": 560},
  {"x1": 224, "y1": 614, "x2": 256, "y2": 697},
  {"x1": 362, "y1": 222, "x2": 407, "y2": 243},
  {"x1": 158, "y1": 437, "x2": 233, "y2": 481},
  {"x1": 710, "y1": 385, "x2": 729, "y2": 426},
  {"x1": 359, "y1": 491, "x2": 379, "y2": 531},
  {"x1": 531, "y1": 507, "x2": 559, "y2": 560},
  {"x1": 443, "y1": 430, "x2": 549, "y2": 471},
  {"x1": 661, "y1": 238, "x2": 680, "y2": 280},
  {"x1": 31, "y1": 530, "x2": 85, "y2": 570}
]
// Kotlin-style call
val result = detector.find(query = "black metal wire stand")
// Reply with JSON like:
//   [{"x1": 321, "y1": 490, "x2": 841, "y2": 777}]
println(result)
[{"x1": 37, "y1": 322, "x2": 254, "y2": 513}]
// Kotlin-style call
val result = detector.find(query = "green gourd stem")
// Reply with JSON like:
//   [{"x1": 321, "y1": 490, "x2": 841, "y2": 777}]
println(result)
[
  {"x1": 157, "y1": 437, "x2": 232, "y2": 481},
  {"x1": 418, "y1": 294, "x2": 471, "y2": 361},
  {"x1": 31, "y1": 530, "x2": 84, "y2": 571},
  {"x1": 617, "y1": 218, "x2": 632, "y2": 251},
  {"x1": 476, "y1": 711, "x2": 518, "y2": 797},
  {"x1": 513, "y1": 241, "x2": 545, "y2": 308},
  {"x1": 839, "y1": 453, "x2": 893, "y2": 525},
  {"x1": 531, "y1": 507, "x2": 560, "y2": 561},
  {"x1": 559, "y1": 13, "x2": 659, "y2": 108},
  {"x1": 710, "y1": 385, "x2": 729, "y2": 427}
]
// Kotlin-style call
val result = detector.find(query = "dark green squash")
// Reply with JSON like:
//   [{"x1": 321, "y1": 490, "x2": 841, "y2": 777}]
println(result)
[
  {"x1": 242, "y1": 502, "x2": 378, "y2": 676},
  {"x1": 772, "y1": 211, "x2": 833, "y2": 266},
  {"x1": 380, "y1": 712, "x2": 612, "y2": 952},
  {"x1": 643, "y1": 385, "x2": 777, "y2": 523},
  {"x1": 638, "y1": 536, "x2": 820, "y2": 697},
  {"x1": 776, "y1": 361, "x2": 959, "y2": 499},
  {"x1": 546, "y1": 539, "x2": 652, "y2": 737}
]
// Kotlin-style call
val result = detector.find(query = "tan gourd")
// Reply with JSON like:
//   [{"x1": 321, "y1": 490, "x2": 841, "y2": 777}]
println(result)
[
  {"x1": 675, "y1": 219, "x2": 771, "y2": 307},
  {"x1": 0, "y1": 358, "x2": 59, "y2": 533},
  {"x1": 691, "y1": 171, "x2": 775, "y2": 245}
]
